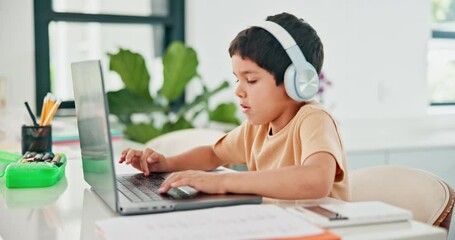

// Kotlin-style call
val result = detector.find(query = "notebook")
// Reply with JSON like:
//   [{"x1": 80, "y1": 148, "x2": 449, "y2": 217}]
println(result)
[
  {"x1": 287, "y1": 201, "x2": 412, "y2": 227},
  {"x1": 71, "y1": 60, "x2": 262, "y2": 215}
]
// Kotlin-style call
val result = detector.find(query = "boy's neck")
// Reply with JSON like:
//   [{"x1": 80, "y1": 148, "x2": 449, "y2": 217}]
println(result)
[{"x1": 269, "y1": 102, "x2": 306, "y2": 135}]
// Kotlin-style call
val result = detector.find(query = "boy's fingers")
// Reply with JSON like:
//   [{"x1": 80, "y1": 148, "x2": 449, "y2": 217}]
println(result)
[
  {"x1": 159, "y1": 177, "x2": 173, "y2": 193},
  {"x1": 159, "y1": 179, "x2": 181, "y2": 193},
  {"x1": 147, "y1": 152, "x2": 160, "y2": 163},
  {"x1": 125, "y1": 149, "x2": 141, "y2": 164},
  {"x1": 119, "y1": 148, "x2": 130, "y2": 163},
  {"x1": 170, "y1": 179, "x2": 190, "y2": 188},
  {"x1": 140, "y1": 149, "x2": 153, "y2": 176},
  {"x1": 121, "y1": 148, "x2": 130, "y2": 156},
  {"x1": 158, "y1": 185, "x2": 169, "y2": 194},
  {"x1": 161, "y1": 172, "x2": 178, "y2": 188}
]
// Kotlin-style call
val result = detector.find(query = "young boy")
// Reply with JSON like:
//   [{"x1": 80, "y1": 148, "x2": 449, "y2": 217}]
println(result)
[{"x1": 120, "y1": 12, "x2": 350, "y2": 201}]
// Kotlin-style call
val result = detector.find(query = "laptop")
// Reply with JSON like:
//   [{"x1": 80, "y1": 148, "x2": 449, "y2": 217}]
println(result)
[{"x1": 71, "y1": 60, "x2": 262, "y2": 215}]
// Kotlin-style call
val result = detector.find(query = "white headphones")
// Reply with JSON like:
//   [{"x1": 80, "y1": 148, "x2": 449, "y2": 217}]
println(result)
[{"x1": 252, "y1": 21, "x2": 320, "y2": 102}]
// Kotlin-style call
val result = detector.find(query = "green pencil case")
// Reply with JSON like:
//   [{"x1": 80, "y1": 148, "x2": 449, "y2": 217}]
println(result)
[{"x1": 0, "y1": 150, "x2": 66, "y2": 188}]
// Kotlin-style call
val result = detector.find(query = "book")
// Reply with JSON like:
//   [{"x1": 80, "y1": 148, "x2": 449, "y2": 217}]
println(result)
[{"x1": 286, "y1": 201, "x2": 412, "y2": 228}]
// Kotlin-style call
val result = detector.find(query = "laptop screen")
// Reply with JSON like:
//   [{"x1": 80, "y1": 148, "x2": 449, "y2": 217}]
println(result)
[{"x1": 71, "y1": 60, "x2": 118, "y2": 212}]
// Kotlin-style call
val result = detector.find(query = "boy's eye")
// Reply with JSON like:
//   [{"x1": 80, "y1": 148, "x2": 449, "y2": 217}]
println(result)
[{"x1": 247, "y1": 80, "x2": 257, "y2": 84}]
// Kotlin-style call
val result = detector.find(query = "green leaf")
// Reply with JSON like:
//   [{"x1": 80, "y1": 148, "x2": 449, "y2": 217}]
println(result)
[
  {"x1": 177, "y1": 80, "x2": 230, "y2": 117},
  {"x1": 161, "y1": 42, "x2": 198, "y2": 101},
  {"x1": 209, "y1": 103, "x2": 240, "y2": 125},
  {"x1": 124, "y1": 118, "x2": 194, "y2": 143},
  {"x1": 161, "y1": 117, "x2": 194, "y2": 133},
  {"x1": 107, "y1": 89, "x2": 167, "y2": 117},
  {"x1": 106, "y1": 43, "x2": 239, "y2": 142},
  {"x1": 124, "y1": 123, "x2": 161, "y2": 144},
  {"x1": 108, "y1": 49, "x2": 151, "y2": 99}
]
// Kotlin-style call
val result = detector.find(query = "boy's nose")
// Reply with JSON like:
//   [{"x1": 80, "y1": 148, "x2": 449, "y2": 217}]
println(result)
[{"x1": 235, "y1": 85, "x2": 246, "y2": 98}]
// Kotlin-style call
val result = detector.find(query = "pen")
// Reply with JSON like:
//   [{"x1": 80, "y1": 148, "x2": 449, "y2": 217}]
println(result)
[{"x1": 24, "y1": 101, "x2": 39, "y2": 126}]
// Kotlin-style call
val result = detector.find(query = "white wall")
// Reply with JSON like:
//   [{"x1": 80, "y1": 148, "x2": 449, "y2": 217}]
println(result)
[
  {"x1": 185, "y1": 0, "x2": 431, "y2": 121},
  {"x1": 0, "y1": 0, "x2": 432, "y2": 121},
  {"x1": 0, "y1": 0, "x2": 35, "y2": 110}
]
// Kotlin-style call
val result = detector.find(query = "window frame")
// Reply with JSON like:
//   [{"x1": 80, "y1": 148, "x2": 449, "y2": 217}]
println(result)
[
  {"x1": 33, "y1": 0, "x2": 185, "y2": 113},
  {"x1": 430, "y1": 31, "x2": 455, "y2": 106}
]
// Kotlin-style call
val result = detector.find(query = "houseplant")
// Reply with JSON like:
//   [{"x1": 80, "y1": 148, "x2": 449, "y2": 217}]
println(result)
[{"x1": 106, "y1": 42, "x2": 240, "y2": 143}]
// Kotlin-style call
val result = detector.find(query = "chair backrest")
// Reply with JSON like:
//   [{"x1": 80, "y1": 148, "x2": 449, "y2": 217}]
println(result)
[
  {"x1": 144, "y1": 128, "x2": 225, "y2": 156},
  {"x1": 350, "y1": 165, "x2": 455, "y2": 232}
]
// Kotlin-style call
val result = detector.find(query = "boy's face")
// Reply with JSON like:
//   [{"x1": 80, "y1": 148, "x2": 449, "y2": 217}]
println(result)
[{"x1": 232, "y1": 54, "x2": 299, "y2": 127}]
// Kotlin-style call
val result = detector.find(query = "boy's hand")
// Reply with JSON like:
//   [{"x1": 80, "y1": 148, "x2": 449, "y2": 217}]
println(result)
[
  {"x1": 119, "y1": 148, "x2": 169, "y2": 176},
  {"x1": 159, "y1": 170, "x2": 227, "y2": 195}
]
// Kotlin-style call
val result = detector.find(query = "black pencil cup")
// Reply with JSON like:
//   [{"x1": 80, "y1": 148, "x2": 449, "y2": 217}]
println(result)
[{"x1": 21, "y1": 125, "x2": 52, "y2": 154}]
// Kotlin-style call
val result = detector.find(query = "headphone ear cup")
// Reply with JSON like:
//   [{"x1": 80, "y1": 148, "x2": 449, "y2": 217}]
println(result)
[
  {"x1": 283, "y1": 65, "x2": 303, "y2": 102},
  {"x1": 284, "y1": 63, "x2": 320, "y2": 102}
]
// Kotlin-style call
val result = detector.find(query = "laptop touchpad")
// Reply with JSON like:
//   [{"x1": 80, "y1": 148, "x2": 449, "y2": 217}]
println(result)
[{"x1": 167, "y1": 186, "x2": 198, "y2": 199}]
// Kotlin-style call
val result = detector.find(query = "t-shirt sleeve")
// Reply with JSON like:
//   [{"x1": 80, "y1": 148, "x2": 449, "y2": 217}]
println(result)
[
  {"x1": 212, "y1": 121, "x2": 249, "y2": 165},
  {"x1": 299, "y1": 110, "x2": 345, "y2": 182}
]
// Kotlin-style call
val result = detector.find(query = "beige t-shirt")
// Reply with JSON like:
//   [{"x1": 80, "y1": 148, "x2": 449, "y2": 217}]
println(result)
[{"x1": 213, "y1": 102, "x2": 350, "y2": 201}]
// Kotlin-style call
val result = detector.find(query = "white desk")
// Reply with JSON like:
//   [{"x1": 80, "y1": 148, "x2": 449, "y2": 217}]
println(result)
[{"x1": 0, "y1": 140, "x2": 448, "y2": 240}]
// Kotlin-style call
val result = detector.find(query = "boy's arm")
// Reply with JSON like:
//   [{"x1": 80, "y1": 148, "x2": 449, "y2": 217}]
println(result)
[
  {"x1": 160, "y1": 152, "x2": 336, "y2": 199},
  {"x1": 224, "y1": 152, "x2": 336, "y2": 199},
  {"x1": 166, "y1": 145, "x2": 225, "y2": 172},
  {"x1": 120, "y1": 145, "x2": 226, "y2": 175},
  {"x1": 160, "y1": 152, "x2": 337, "y2": 199}
]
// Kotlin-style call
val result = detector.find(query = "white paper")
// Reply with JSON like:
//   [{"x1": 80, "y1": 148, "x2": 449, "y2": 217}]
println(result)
[{"x1": 96, "y1": 205, "x2": 323, "y2": 240}]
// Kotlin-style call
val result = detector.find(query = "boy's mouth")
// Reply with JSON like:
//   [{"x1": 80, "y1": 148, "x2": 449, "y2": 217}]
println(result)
[{"x1": 240, "y1": 104, "x2": 250, "y2": 112}]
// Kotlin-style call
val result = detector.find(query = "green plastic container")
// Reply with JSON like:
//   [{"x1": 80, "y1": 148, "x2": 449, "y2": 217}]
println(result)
[{"x1": 0, "y1": 150, "x2": 66, "y2": 188}]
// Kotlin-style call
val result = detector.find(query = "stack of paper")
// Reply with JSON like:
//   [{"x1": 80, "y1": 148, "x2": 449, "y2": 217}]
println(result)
[{"x1": 96, "y1": 205, "x2": 339, "y2": 240}]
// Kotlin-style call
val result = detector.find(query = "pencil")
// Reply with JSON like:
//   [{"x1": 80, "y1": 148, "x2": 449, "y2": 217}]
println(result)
[
  {"x1": 24, "y1": 101, "x2": 39, "y2": 126},
  {"x1": 45, "y1": 95, "x2": 56, "y2": 121},
  {"x1": 39, "y1": 93, "x2": 50, "y2": 126},
  {"x1": 42, "y1": 99, "x2": 61, "y2": 126}
]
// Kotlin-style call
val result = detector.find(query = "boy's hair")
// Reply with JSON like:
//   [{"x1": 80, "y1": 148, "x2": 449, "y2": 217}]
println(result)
[{"x1": 229, "y1": 12, "x2": 324, "y2": 86}]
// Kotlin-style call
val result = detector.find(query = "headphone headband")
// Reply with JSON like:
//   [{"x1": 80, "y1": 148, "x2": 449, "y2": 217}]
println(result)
[
  {"x1": 253, "y1": 21, "x2": 297, "y2": 49},
  {"x1": 252, "y1": 21, "x2": 309, "y2": 70}
]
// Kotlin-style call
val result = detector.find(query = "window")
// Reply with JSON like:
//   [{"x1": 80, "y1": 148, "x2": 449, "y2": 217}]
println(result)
[
  {"x1": 429, "y1": 0, "x2": 455, "y2": 105},
  {"x1": 34, "y1": 0, "x2": 184, "y2": 113}
]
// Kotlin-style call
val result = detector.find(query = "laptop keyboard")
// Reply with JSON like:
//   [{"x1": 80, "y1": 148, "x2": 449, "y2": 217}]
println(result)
[{"x1": 117, "y1": 174, "x2": 168, "y2": 202}]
